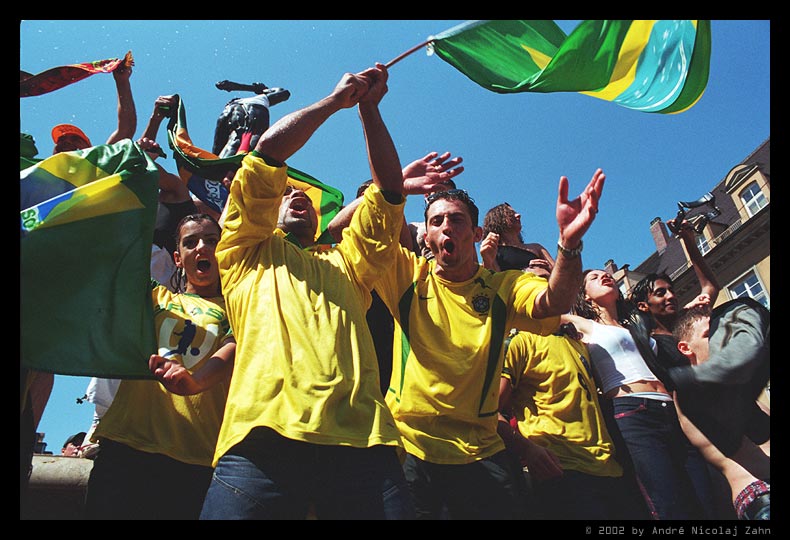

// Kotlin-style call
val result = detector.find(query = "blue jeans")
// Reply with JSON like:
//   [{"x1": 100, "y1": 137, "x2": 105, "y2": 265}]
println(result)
[
  {"x1": 613, "y1": 396, "x2": 716, "y2": 520},
  {"x1": 402, "y1": 450, "x2": 529, "y2": 520},
  {"x1": 200, "y1": 427, "x2": 414, "y2": 520}
]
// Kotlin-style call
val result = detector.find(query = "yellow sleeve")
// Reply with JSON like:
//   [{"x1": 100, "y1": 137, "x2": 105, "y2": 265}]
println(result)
[
  {"x1": 217, "y1": 153, "x2": 288, "y2": 293},
  {"x1": 336, "y1": 183, "x2": 406, "y2": 291},
  {"x1": 510, "y1": 273, "x2": 561, "y2": 336},
  {"x1": 502, "y1": 332, "x2": 531, "y2": 388}
]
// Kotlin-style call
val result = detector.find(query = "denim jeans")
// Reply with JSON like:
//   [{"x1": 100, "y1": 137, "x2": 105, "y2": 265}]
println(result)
[
  {"x1": 402, "y1": 450, "x2": 529, "y2": 520},
  {"x1": 613, "y1": 396, "x2": 716, "y2": 520},
  {"x1": 200, "y1": 427, "x2": 414, "y2": 520}
]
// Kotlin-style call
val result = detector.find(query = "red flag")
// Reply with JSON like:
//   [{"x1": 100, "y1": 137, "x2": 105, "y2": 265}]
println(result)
[{"x1": 20, "y1": 51, "x2": 134, "y2": 98}]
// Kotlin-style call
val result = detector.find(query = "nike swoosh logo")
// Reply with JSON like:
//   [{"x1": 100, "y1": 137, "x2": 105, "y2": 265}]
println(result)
[
  {"x1": 474, "y1": 277, "x2": 492, "y2": 290},
  {"x1": 418, "y1": 295, "x2": 434, "y2": 300}
]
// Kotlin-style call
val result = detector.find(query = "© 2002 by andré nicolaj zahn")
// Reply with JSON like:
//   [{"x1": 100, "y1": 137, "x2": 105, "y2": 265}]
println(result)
[{"x1": 588, "y1": 524, "x2": 771, "y2": 536}]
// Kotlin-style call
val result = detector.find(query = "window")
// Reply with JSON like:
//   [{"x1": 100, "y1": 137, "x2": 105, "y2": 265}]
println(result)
[
  {"x1": 618, "y1": 281, "x2": 629, "y2": 298},
  {"x1": 696, "y1": 233, "x2": 710, "y2": 255},
  {"x1": 729, "y1": 270, "x2": 769, "y2": 309},
  {"x1": 741, "y1": 182, "x2": 768, "y2": 217}
]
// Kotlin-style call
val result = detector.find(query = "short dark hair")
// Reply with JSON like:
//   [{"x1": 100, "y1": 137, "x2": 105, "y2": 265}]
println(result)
[
  {"x1": 423, "y1": 189, "x2": 479, "y2": 226},
  {"x1": 672, "y1": 305, "x2": 711, "y2": 342},
  {"x1": 356, "y1": 179, "x2": 374, "y2": 198}
]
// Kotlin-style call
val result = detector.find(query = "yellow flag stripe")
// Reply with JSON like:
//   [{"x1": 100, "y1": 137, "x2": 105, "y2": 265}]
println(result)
[
  {"x1": 580, "y1": 20, "x2": 656, "y2": 101},
  {"x1": 35, "y1": 172, "x2": 146, "y2": 230}
]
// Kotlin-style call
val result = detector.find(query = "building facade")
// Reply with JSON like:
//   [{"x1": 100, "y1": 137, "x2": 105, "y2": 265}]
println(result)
[{"x1": 608, "y1": 137, "x2": 770, "y2": 311}]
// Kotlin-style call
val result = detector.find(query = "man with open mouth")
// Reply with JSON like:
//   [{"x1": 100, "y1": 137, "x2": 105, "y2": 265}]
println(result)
[{"x1": 373, "y1": 170, "x2": 605, "y2": 519}]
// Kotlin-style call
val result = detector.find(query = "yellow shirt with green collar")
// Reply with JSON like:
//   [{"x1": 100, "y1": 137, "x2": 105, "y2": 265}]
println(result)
[
  {"x1": 213, "y1": 152, "x2": 404, "y2": 466},
  {"x1": 375, "y1": 256, "x2": 560, "y2": 465}
]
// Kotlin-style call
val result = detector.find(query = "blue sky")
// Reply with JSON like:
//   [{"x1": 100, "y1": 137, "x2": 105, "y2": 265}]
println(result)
[{"x1": 21, "y1": 20, "x2": 770, "y2": 454}]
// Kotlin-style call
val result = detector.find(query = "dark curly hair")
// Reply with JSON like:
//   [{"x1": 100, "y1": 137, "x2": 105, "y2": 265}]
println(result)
[{"x1": 482, "y1": 203, "x2": 523, "y2": 242}]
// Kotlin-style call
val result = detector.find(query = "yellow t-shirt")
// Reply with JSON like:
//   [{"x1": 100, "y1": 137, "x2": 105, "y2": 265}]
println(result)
[
  {"x1": 375, "y1": 257, "x2": 560, "y2": 465},
  {"x1": 95, "y1": 284, "x2": 232, "y2": 467},
  {"x1": 213, "y1": 153, "x2": 404, "y2": 467},
  {"x1": 502, "y1": 330, "x2": 622, "y2": 477}
]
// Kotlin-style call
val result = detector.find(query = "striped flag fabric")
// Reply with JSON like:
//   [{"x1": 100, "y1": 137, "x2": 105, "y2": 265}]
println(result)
[
  {"x1": 20, "y1": 51, "x2": 134, "y2": 98},
  {"x1": 21, "y1": 139, "x2": 159, "y2": 377},
  {"x1": 429, "y1": 20, "x2": 711, "y2": 114},
  {"x1": 166, "y1": 95, "x2": 344, "y2": 245}
]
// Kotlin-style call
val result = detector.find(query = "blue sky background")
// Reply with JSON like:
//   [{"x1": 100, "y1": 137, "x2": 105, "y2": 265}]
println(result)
[{"x1": 21, "y1": 20, "x2": 770, "y2": 454}]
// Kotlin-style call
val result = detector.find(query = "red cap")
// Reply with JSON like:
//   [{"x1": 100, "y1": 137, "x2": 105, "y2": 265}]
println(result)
[{"x1": 51, "y1": 124, "x2": 91, "y2": 146}]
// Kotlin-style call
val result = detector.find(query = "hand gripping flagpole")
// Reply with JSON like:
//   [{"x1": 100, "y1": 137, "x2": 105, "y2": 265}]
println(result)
[{"x1": 385, "y1": 39, "x2": 433, "y2": 68}]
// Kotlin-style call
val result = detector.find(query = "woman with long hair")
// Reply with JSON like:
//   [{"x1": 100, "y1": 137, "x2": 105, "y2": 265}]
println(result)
[{"x1": 561, "y1": 269, "x2": 716, "y2": 520}]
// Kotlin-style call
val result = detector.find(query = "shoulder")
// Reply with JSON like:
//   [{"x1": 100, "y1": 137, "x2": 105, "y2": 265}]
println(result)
[
  {"x1": 712, "y1": 298, "x2": 769, "y2": 321},
  {"x1": 560, "y1": 313, "x2": 592, "y2": 333}
]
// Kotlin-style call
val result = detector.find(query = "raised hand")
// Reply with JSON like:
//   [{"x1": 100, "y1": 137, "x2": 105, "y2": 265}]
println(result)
[
  {"x1": 556, "y1": 168, "x2": 605, "y2": 249},
  {"x1": 152, "y1": 95, "x2": 178, "y2": 122},
  {"x1": 402, "y1": 151, "x2": 465, "y2": 195},
  {"x1": 479, "y1": 232, "x2": 500, "y2": 271},
  {"x1": 358, "y1": 63, "x2": 389, "y2": 106},
  {"x1": 331, "y1": 68, "x2": 375, "y2": 109},
  {"x1": 136, "y1": 136, "x2": 165, "y2": 160}
]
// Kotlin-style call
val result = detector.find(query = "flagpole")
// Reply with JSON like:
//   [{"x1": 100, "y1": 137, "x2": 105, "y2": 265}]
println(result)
[{"x1": 385, "y1": 39, "x2": 433, "y2": 68}]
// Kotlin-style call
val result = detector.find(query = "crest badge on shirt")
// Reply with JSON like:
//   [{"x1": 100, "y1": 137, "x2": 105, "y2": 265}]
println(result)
[{"x1": 472, "y1": 294, "x2": 490, "y2": 314}]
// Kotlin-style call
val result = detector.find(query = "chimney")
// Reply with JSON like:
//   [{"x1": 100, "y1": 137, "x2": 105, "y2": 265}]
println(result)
[
  {"x1": 650, "y1": 217, "x2": 670, "y2": 253},
  {"x1": 604, "y1": 259, "x2": 618, "y2": 275}
]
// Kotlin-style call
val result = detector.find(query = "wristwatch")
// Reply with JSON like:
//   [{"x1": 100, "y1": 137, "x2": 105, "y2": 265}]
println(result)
[{"x1": 557, "y1": 239, "x2": 583, "y2": 258}]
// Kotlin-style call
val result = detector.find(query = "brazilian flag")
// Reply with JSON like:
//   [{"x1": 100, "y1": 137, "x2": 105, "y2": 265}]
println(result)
[
  {"x1": 166, "y1": 94, "x2": 344, "y2": 246},
  {"x1": 430, "y1": 20, "x2": 711, "y2": 114},
  {"x1": 21, "y1": 139, "x2": 159, "y2": 378}
]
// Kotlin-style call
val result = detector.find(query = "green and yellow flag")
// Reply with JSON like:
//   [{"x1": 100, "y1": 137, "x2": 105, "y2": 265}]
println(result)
[
  {"x1": 429, "y1": 20, "x2": 711, "y2": 114},
  {"x1": 166, "y1": 95, "x2": 344, "y2": 246},
  {"x1": 21, "y1": 139, "x2": 159, "y2": 378}
]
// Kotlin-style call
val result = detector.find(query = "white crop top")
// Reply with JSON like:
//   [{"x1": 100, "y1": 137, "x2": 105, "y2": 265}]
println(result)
[{"x1": 584, "y1": 321, "x2": 659, "y2": 394}]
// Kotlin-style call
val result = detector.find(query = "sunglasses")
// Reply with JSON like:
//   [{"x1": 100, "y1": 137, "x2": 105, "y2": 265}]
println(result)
[{"x1": 425, "y1": 189, "x2": 475, "y2": 207}]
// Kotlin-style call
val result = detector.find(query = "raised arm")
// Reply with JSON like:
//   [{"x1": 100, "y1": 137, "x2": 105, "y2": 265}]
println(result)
[
  {"x1": 137, "y1": 95, "x2": 190, "y2": 204},
  {"x1": 670, "y1": 218, "x2": 721, "y2": 302},
  {"x1": 137, "y1": 135, "x2": 191, "y2": 205},
  {"x1": 532, "y1": 169, "x2": 605, "y2": 319},
  {"x1": 105, "y1": 61, "x2": 136, "y2": 144},
  {"x1": 255, "y1": 70, "x2": 370, "y2": 164},
  {"x1": 140, "y1": 95, "x2": 177, "y2": 143},
  {"x1": 357, "y1": 63, "x2": 402, "y2": 195}
]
